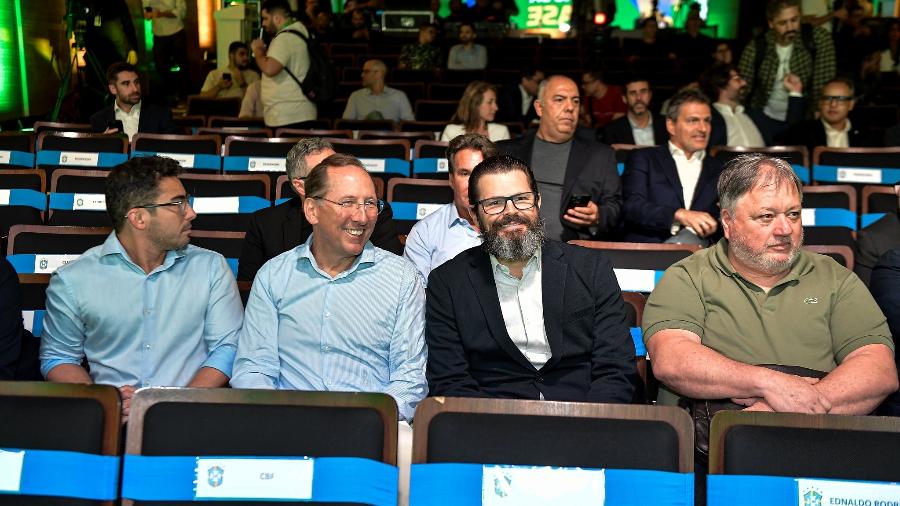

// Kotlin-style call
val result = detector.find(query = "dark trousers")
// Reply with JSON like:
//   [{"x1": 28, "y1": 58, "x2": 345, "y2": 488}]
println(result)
[{"x1": 153, "y1": 29, "x2": 188, "y2": 102}]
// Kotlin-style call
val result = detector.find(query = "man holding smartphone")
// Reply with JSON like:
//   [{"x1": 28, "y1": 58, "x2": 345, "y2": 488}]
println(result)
[
  {"x1": 90, "y1": 62, "x2": 177, "y2": 140},
  {"x1": 498, "y1": 75, "x2": 622, "y2": 241},
  {"x1": 200, "y1": 41, "x2": 260, "y2": 99}
]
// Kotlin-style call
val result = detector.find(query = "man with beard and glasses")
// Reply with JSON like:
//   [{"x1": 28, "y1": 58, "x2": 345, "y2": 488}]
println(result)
[
  {"x1": 424, "y1": 155, "x2": 636, "y2": 402},
  {"x1": 643, "y1": 154, "x2": 896, "y2": 461},
  {"x1": 199, "y1": 41, "x2": 260, "y2": 99},
  {"x1": 601, "y1": 76, "x2": 668, "y2": 146},
  {"x1": 40, "y1": 156, "x2": 244, "y2": 423},
  {"x1": 90, "y1": 62, "x2": 177, "y2": 140}
]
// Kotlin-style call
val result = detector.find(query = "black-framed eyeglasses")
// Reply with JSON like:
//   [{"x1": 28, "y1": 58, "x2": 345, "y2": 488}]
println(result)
[
  {"x1": 820, "y1": 95, "x2": 853, "y2": 104},
  {"x1": 312, "y1": 196, "x2": 385, "y2": 215},
  {"x1": 134, "y1": 197, "x2": 191, "y2": 215},
  {"x1": 475, "y1": 191, "x2": 537, "y2": 215}
]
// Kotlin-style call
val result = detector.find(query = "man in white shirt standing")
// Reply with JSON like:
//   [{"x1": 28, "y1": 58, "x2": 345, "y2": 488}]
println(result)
[
  {"x1": 342, "y1": 59, "x2": 414, "y2": 122},
  {"x1": 251, "y1": 0, "x2": 317, "y2": 129},
  {"x1": 447, "y1": 22, "x2": 487, "y2": 70},
  {"x1": 143, "y1": 0, "x2": 188, "y2": 103}
]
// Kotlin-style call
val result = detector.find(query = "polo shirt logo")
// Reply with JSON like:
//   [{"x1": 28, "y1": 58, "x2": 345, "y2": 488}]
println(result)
[{"x1": 804, "y1": 297, "x2": 819, "y2": 304}]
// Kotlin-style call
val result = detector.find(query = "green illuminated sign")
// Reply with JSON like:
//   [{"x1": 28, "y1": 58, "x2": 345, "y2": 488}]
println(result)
[{"x1": 510, "y1": 0, "x2": 573, "y2": 30}]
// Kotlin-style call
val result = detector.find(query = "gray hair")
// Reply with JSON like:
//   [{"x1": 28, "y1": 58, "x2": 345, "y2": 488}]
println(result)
[
  {"x1": 717, "y1": 154, "x2": 803, "y2": 215},
  {"x1": 286, "y1": 138, "x2": 334, "y2": 180}
]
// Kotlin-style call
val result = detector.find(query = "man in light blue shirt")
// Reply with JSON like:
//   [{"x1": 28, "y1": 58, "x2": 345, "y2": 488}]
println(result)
[
  {"x1": 231, "y1": 153, "x2": 427, "y2": 421},
  {"x1": 404, "y1": 133, "x2": 495, "y2": 283},
  {"x1": 40, "y1": 156, "x2": 243, "y2": 420},
  {"x1": 342, "y1": 59, "x2": 415, "y2": 122}
]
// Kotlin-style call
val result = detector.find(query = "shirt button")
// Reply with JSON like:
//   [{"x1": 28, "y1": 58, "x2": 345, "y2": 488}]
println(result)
[
  {"x1": 144, "y1": 344, "x2": 151, "y2": 349},
  {"x1": 537, "y1": 376, "x2": 543, "y2": 383},
  {"x1": 325, "y1": 312, "x2": 332, "y2": 318},
  {"x1": 142, "y1": 380, "x2": 150, "y2": 387},
  {"x1": 143, "y1": 309, "x2": 151, "y2": 315},
  {"x1": 322, "y1": 345, "x2": 330, "y2": 352}
]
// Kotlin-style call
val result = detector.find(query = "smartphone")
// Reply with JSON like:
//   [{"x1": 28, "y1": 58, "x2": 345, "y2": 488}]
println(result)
[
  {"x1": 222, "y1": 72, "x2": 232, "y2": 80},
  {"x1": 144, "y1": 6, "x2": 153, "y2": 12},
  {"x1": 566, "y1": 194, "x2": 591, "y2": 210},
  {"x1": 106, "y1": 120, "x2": 124, "y2": 132}
]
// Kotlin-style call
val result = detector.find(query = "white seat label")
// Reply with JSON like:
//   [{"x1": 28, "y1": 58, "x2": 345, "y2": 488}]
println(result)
[
  {"x1": 482, "y1": 466, "x2": 605, "y2": 506},
  {"x1": 416, "y1": 203, "x2": 442, "y2": 219},
  {"x1": 836, "y1": 167, "x2": 882, "y2": 183},
  {"x1": 158, "y1": 153, "x2": 196, "y2": 168},
  {"x1": 34, "y1": 254, "x2": 79, "y2": 274},
  {"x1": 797, "y1": 478, "x2": 900, "y2": 506},
  {"x1": 361, "y1": 158, "x2": 386, "y2": 173},
  {"x1": 436, "y1": 158, "x2": 449, "y2": 172},
  {"x1": 801, "y1": 208, "x2": 816, "y2": 226},
  {"x1": 194, "y1": 458, "x2": 313, "y2": 500},
  {"x1": 0, "y1": 449, "x2": 25, "y2": 493},
  {"x1": 247, "y1": 158, "x2": 285, "y2": 172},
  {"x1": 59, "y1": 151, "x2": 100, "y2": 166},
  {"x1": 192, "y1": 196, "x2": 240, "y2": 214},
  {"x1": 72, "y1": 193, "x2": 106, "y2": 211},
  {"x1": 0, "y1": 150, "x2": 10, "y2": 165},
  {"x1": 0, "y1": 189, "x2": 9, "y2": 206},
  {"x1": 614, "y1": 268, "x2": 657, "y2": 292}
]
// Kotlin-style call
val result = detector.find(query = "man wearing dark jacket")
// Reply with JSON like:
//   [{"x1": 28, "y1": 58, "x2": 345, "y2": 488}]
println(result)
[
  {"x1": 498, "y1": 75, "x2": 621, "y2": 242},
  {"x1": 601, "y1": 77, "x2": 668, "y2": 146},
  {"x1": 89, "y1": 62, "x2": 177, "y2": 140},
  {"x1": 780, "y1": 77, "x2": 873, "y2": 152}
]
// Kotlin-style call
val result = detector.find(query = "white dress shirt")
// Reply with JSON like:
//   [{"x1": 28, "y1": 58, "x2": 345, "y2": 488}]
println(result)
[
  {"x1": 713, "y1": 102, "x2": 765, "y2": 147},
  {"x1": 823, "y1": 119, "x2": 851, "y2": 148},
  {"x1": 490, "y1": 251, "x2": 551, "y2": 369},
  {"x1": 114, "y1": 100, "x2": 141, "y2": 140},
  {"x1": 669, "y1": 141, "x2": 705, "y2": 235}
]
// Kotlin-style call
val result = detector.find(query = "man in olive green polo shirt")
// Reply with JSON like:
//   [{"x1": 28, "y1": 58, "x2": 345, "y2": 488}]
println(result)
[{"x1": 644, "y1": 154, "x2": 897, "y2": 415}]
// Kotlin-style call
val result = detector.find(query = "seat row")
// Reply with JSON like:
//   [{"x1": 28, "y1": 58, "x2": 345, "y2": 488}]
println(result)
[{"x1": 1, "y1": 382, "x2": 898, "y2": 505}]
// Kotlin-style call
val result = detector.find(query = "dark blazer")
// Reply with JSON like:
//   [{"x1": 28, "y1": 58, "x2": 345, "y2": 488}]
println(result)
[
  {"x1": 0, "y1": 258, "x2": 39, "y2": 381},
  {"x1": 884, "y1": 123, "x2": 900, "y2": 147},
  {"x1": 780, "y1": 118, "x2": 874, "y2": 154},
  {"x1": 709, "y1": 97, "x2": 805, "y2": 148},
  {"x1": 236, "y1": 196, "x2": 404, "y2": 281},
  {"x1": 425, "y1": 240, "x2": 636, "y2": 402},
  {"x1": 622, "y1": 145, "x2": 724, "y2": 243},
  {"x1": 855, "y1": 210, "x2": 900, "y2": 286},
  {"x1": 497, "y1": 84, "x2": 538, "y2": 125},
  {"x1": 870, "y1": 248, "x2": 900, "y2": 416},
  {"x1": 601, "y1": 114, "x2": 669, "y2": 146},
  {"x1": 89, "y1": 102, "x2": 178, "y2": 135},
  {"x1": 497, "y1": 128, "x2": 622, "y2": 241}
]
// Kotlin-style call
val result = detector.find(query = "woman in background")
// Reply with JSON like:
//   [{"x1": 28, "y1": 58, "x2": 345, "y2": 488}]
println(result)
[{"x1": 440, "y1": 81, "x2": 510, "y2": 142}]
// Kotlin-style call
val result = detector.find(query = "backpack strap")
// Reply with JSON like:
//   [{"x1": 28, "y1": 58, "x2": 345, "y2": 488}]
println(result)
[{"x1": 271, "y1": 29, "x2": 310, "y2": 91}]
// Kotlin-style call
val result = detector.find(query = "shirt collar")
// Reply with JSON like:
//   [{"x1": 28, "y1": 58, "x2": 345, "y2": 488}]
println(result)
[
  {"x1": 489, "y1": 247, "x2": 541, "y2": 280},
  {"x1": 713, "y1": 102, "x2": 745, "y2": 116},
  {"x1": 628, "y1": 114, "x2": 653, "y2": 129},
  {"x1": 297, "y1": 232, "x2": 375, "y2": 279},
  {"x1": 711, "y1": 238, "x2": 813, "y2": 288},
  {"x1": 114, "y1": 100, "x2": 141, "y2": 116},
  {"x1": 822, "y1": 119, "x2": 851, "y2": 135},
  {"x1": 100, "y1": 231, "x2": 185, "y2": 273},
  {"x1": 668, "y1": 141, "x2": 705, "y2": 162},
  {"x1": 447, "y1": 203, "x2": 476, "y2": 230}
]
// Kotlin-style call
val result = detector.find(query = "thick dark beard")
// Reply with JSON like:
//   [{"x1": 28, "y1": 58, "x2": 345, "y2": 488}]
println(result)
[{"x1": 481, "y1": 213, "x2": 545, "y2": 262}]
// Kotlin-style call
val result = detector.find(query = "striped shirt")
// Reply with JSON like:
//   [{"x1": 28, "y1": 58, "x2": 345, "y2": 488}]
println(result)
[{"x1": 231, "y1": 235, "x2": 427, "y2": 422}]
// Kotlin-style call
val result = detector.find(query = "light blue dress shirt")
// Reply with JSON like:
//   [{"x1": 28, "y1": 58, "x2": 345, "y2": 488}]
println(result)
[
  {"x1": 403, "y1": 203, "x2": 482, "y2": 283},
  {"x1": 231, "y1": 236, "x2": 427, "y2": 422},
  {"x1": 40, "y1": 233, "x2": 243, "y2": 387}
]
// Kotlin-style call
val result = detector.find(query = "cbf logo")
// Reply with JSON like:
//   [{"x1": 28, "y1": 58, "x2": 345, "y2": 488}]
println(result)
[
  {"x1": 76, "y1": 198, "x2": 84, "y2": 207},
  {"x1": 207, "y1": 465, "x2": 224, "y2": 487},
  {"x1": 61, "y1": 155, "x2": 68, "y2": 163},
  {"x1": 39, "y1": 259, "x2": 48, "y2": 270},
  {"x1": 249, "y1": 160, "x2": 256, "y2": 169},
  {"x1": 802, "y1": 487, "x2": 823, "y2": 506}
]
